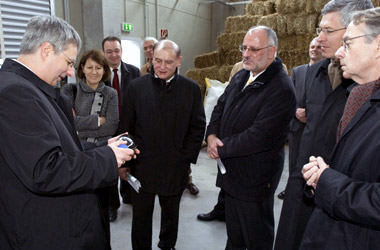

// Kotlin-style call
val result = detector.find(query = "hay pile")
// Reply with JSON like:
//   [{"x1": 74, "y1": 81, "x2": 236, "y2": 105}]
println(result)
[{"x1": 186, "y1": 0, "x2": 380, "y2": 99}]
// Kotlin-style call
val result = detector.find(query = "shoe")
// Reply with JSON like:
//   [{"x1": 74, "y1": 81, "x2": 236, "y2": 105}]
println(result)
[
  {"x1": 197, "y1": 210, "x2": 225, "y2": 222},
  {"x1": 277, "y1": 190, "x2": 285, "y2": 200},
  {"x1": 187, "y1": 183, "x2": 199, "y2": 195},
  {"x1": 109, "y1": 209, "x2": 117, "y2": 222}
]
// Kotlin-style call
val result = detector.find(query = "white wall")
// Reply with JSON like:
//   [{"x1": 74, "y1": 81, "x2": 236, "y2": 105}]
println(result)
[{"x1": 120, "y1": 0, "x2": 211, "y2": 74}]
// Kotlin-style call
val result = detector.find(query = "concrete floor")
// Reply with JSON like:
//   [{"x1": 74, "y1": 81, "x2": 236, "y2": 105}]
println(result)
[{"x1": 110, "y1": 146, "x2": 289, "y2": 250}]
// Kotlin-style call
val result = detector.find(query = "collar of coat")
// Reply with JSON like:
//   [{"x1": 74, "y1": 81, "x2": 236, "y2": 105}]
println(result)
[
  {"x1": 2, "y1": 58, "x2": 58, "y2": 101},
  {"x1": 233, "y1": 57, "x2": 285, "y2": 90},
  {"x1": 312, "y1": 58, "x2": 354, "y2": 90},
  {"x1": 149, "y1": 67, "x2": 179, "y2": 89}
]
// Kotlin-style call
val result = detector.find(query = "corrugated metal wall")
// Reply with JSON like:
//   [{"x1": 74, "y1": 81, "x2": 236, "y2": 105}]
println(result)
[{"x1": 0, "y1": 0, "x2": 52, "y2": 59}]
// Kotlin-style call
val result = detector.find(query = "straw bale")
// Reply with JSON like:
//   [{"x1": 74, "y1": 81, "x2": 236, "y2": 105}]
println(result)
[
  {"x1": 219, "y1": 49, "x2": 242, "y2": 66},
  {"x1": 305, "y1": 0, "x2": 315, "y2": 13},
  {"x1": 279, "y1": 13, "x2": 318, "y2": 35},
  {"x1": 278, "y1": 34, "x2": 316, "y2": 52},
  {"x1": 275, "y1": 0, "x2": 327, "y2": 14},
  {"x1": 274, "y1": 0, "x2": 305, "y2": 14},
  {"x1": 276, "y1": 14, "x2": 288, "y2": 37},
  {"x1": 194, "y1": 51, "x2": 220, "y2": 68},
  {"x1": 294, "y1": 14, "x2": 318, "y2": 35},
  {"x1": 245, "y1": 1, "x2": 275, "y2": 16},
  {"x1": 313, "y1": 0, "x2": 330, "y2": 13},
  {"x1": 279, "y1": 51, "x2": 309, "y2": 75},
  {"x1": 225, "y1": 15, "x2": 261, "y2": 33},
  {"x1": 258, "y1": 13, "x2": 278, "y2": 33},
  {"x1": 185, "y1": 65, "x2": 234, "y2": 101},
  {"x1": 217, "y1": 31, "x2": 246, "y2": 52},
  {"x1": 274, "y1": 0, "x2": 286, "y2": 14},
  {"x1": 373, "y1": 0, "x2": 380, "y2": 7}
]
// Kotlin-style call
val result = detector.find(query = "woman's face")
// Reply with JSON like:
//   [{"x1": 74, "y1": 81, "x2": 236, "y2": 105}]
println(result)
[{"x1": 82, "y1": 58, "x2": 105, "y2": 88}]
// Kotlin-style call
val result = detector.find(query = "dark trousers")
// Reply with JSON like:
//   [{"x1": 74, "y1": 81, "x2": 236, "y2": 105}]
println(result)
[
  {"x1": 110, "y1": 178, "x2": 132, "y2": 210},
  {"x1": 225, "y1": 192, "x2": 274, "y2": 250},
  {"x1": 214, "y1": 188, "x2": 225, "y2": 214},
  {"x1": 131, "y1": 190, "x2": 183, "y2": 250}
]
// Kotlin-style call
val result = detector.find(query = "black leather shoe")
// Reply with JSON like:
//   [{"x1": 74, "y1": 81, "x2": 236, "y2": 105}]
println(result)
[
  {"x1": 197, "y1": 210, "x2": 225, "y2": 222},
  {"x1": 277, "y1": 190, "x2": 285, "y2": 200},
  {"x1": 109, "y1": 209, "x2": 117, "y2": 222},
  {"x1": 187, "y1": 183, "x2": 199, "y2": 195}
]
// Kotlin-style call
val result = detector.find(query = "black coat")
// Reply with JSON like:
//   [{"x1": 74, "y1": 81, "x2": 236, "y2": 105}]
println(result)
[
  {"x1": 0, "y1": 59, "x2": 118, "y2": 249},
  {"x1": 206, "y1": 58, "x2": 296, "y2": 202},
  {"x1": 120, "y1": 69, "x2": 206, "y2": 195},
  {"x1": 288, "y1": 64, "x2": 308, "y2": 173},
  {"x1": 105, "y1": 61, "x2": 141, "y2": 120},
  {"x1": 274, "y1": 58, "x2": 353, "y2": 250},
  {"x1": 300, "y1": 87, "x2": 380, "y2": 250}
]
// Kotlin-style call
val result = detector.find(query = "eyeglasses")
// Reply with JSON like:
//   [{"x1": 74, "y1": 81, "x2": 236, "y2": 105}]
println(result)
[
  {"x1": 342, "y1": 34, "x2": 375, "y2": 52},
  {"x1": 239, "y1": 44, "x2": 272, "y2": 53},
  {"x1": 61, "y1": 51, "x2": 76, "y2": 69},
  {"x1": 316, "y1": 27, "x2": 346, "y2": 36}
]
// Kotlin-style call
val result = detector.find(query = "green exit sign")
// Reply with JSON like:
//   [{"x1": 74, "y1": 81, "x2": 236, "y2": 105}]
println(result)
[{"x1": 122, "y1": 23, "x2": 134, "y2": 32}]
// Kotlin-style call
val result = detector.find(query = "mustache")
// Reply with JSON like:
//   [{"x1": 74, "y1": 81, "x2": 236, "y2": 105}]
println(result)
[{"x1": 243, "y1": 57, "x2": 253, "y2": 63}]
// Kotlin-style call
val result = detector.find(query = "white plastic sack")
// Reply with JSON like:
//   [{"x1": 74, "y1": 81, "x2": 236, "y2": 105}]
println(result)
[{"x1": 204, "y1": 78, "x2": 228, "y2": 126}]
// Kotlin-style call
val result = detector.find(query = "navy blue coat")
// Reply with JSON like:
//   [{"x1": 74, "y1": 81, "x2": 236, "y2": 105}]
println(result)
[
  {"x1": 300, "y1": 86, "x2": 380, "y2": 250},
  {"x1": 206, "y1": 58, "x2": 296, "y2": 202}
]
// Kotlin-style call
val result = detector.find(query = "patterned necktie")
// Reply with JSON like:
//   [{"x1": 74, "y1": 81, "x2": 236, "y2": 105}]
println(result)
[
  {"x1": 337, "y1": 79, "x2": 380, "y2": 141},
  {"x1": 112, "y1": 68, "x2": 121, "y2": 115}
]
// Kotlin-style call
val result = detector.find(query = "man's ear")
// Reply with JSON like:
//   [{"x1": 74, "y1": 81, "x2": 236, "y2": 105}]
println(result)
[
  {"x1": 375, "y1": 34, "x2": 380, "y2": 59},
  {"x1": 269, "y1": 46, "x2": 277, "y2": 59},
  {"x1": 40, "y1": 42, "x2": 55, "y2": 61},
  {"x1": 176, "y1": 56, "x2": 183, "y2": 67}
]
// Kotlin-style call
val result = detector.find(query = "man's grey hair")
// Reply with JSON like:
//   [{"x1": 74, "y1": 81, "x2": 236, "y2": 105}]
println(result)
[
  {"x1": 20, "y1": 15, "x2": 81, "y2": 55},
  {"x1": 322, "y1": 0, "x2": 373, "y2": 27},
  {"x1": 351, "y1": 7, "x2": 380, "y2": 43},
  {"x1": 247, "y1": 25, "x2": 278, "y2": 48},
  {"x1": 153, "y1": 40, "x2": 181, "y2": 58},
  {"x1": 143, "y1": 36, "x2": 158, "y2": 44}
]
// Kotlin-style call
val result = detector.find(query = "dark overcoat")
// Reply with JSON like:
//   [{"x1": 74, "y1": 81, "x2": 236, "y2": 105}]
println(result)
[
  {"x1": 288, "y1": 64, "x2": 308, "y2": 173},
  {"x1": 119, "y1": 69, "x2": 206, "y2": 196},
  {"x1": 0, "y1": 59, "x2": 118, "y2": 250},
  {"x1": 274, "y1": 58, "x2": 354, "y2": 250},
  {"x1": 300, "y1": 87, "x2": 380, "y2": 250},
  {"x1": 206, "y1": 58, "x2": 296, "y2": 202}
]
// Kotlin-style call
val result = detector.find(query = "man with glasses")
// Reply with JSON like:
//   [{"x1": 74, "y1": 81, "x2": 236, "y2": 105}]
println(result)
[
  {"x1": 102, "y1": 36, "x2": 141, "y2": 222},
  {"x1": 301, "y1": 7, "x2": 380, "y2": 249},
  {"x1": 274, "y1": 1, "x2": 373, "y2": 250},
  {"x1": 141, "y1": 36, "x2": 158, "y2": 75},
  {"x1": 206, "y1": 25, "x2": 295, "y2": 250},
  {"x1": 0, "y1": 16, "x2": 136, "y2": 249}
]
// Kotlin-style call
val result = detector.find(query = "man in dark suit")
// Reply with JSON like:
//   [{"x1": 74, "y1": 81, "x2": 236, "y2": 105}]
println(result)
[
  {"x1": 102, "y1": 36, "x2": 141, "y2": 222},
  {"x1": 121, "y1": 40, "x2": 205, "y2": 250},
  {"x1": 301, "y1": 8, "x2": 380, "y2": 249},
  {"x1": 277, "y1": 37, "x2": 323, "y2": 200},
  {"x1": 274, "y1": 1, "x2": 373, "y2": 250},
  {"x1": 206, "y1": 26, "x2": 295, "y2": 250},
  {"x1": 0, "y1": 15, "x2": 136, "y2": 250}
]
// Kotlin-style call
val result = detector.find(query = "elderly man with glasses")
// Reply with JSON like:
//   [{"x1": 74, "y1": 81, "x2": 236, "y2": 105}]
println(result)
[
  {"x1": 301, "y1": 7, "x2": 380, "y2": 250},
  {"x1": 206, "y1": 25, "x2": 296, "y2": 250},
  {"x1": 273, "y1": 1, "x2": 373, "y2": 250}
]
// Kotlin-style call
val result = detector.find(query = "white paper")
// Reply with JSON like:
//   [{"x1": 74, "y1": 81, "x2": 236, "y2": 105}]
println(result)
[
  {"x1": 127, "y1": 173, "x2": 141, "y2": 193},
  {"x1": 217, "y1": 158, "x2": 226, "y2": 174}
]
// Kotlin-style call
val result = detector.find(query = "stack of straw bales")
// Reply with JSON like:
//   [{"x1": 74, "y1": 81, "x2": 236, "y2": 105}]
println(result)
[{"x1": 186, "y1": 0, "x2": 380, "y2": 99}]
